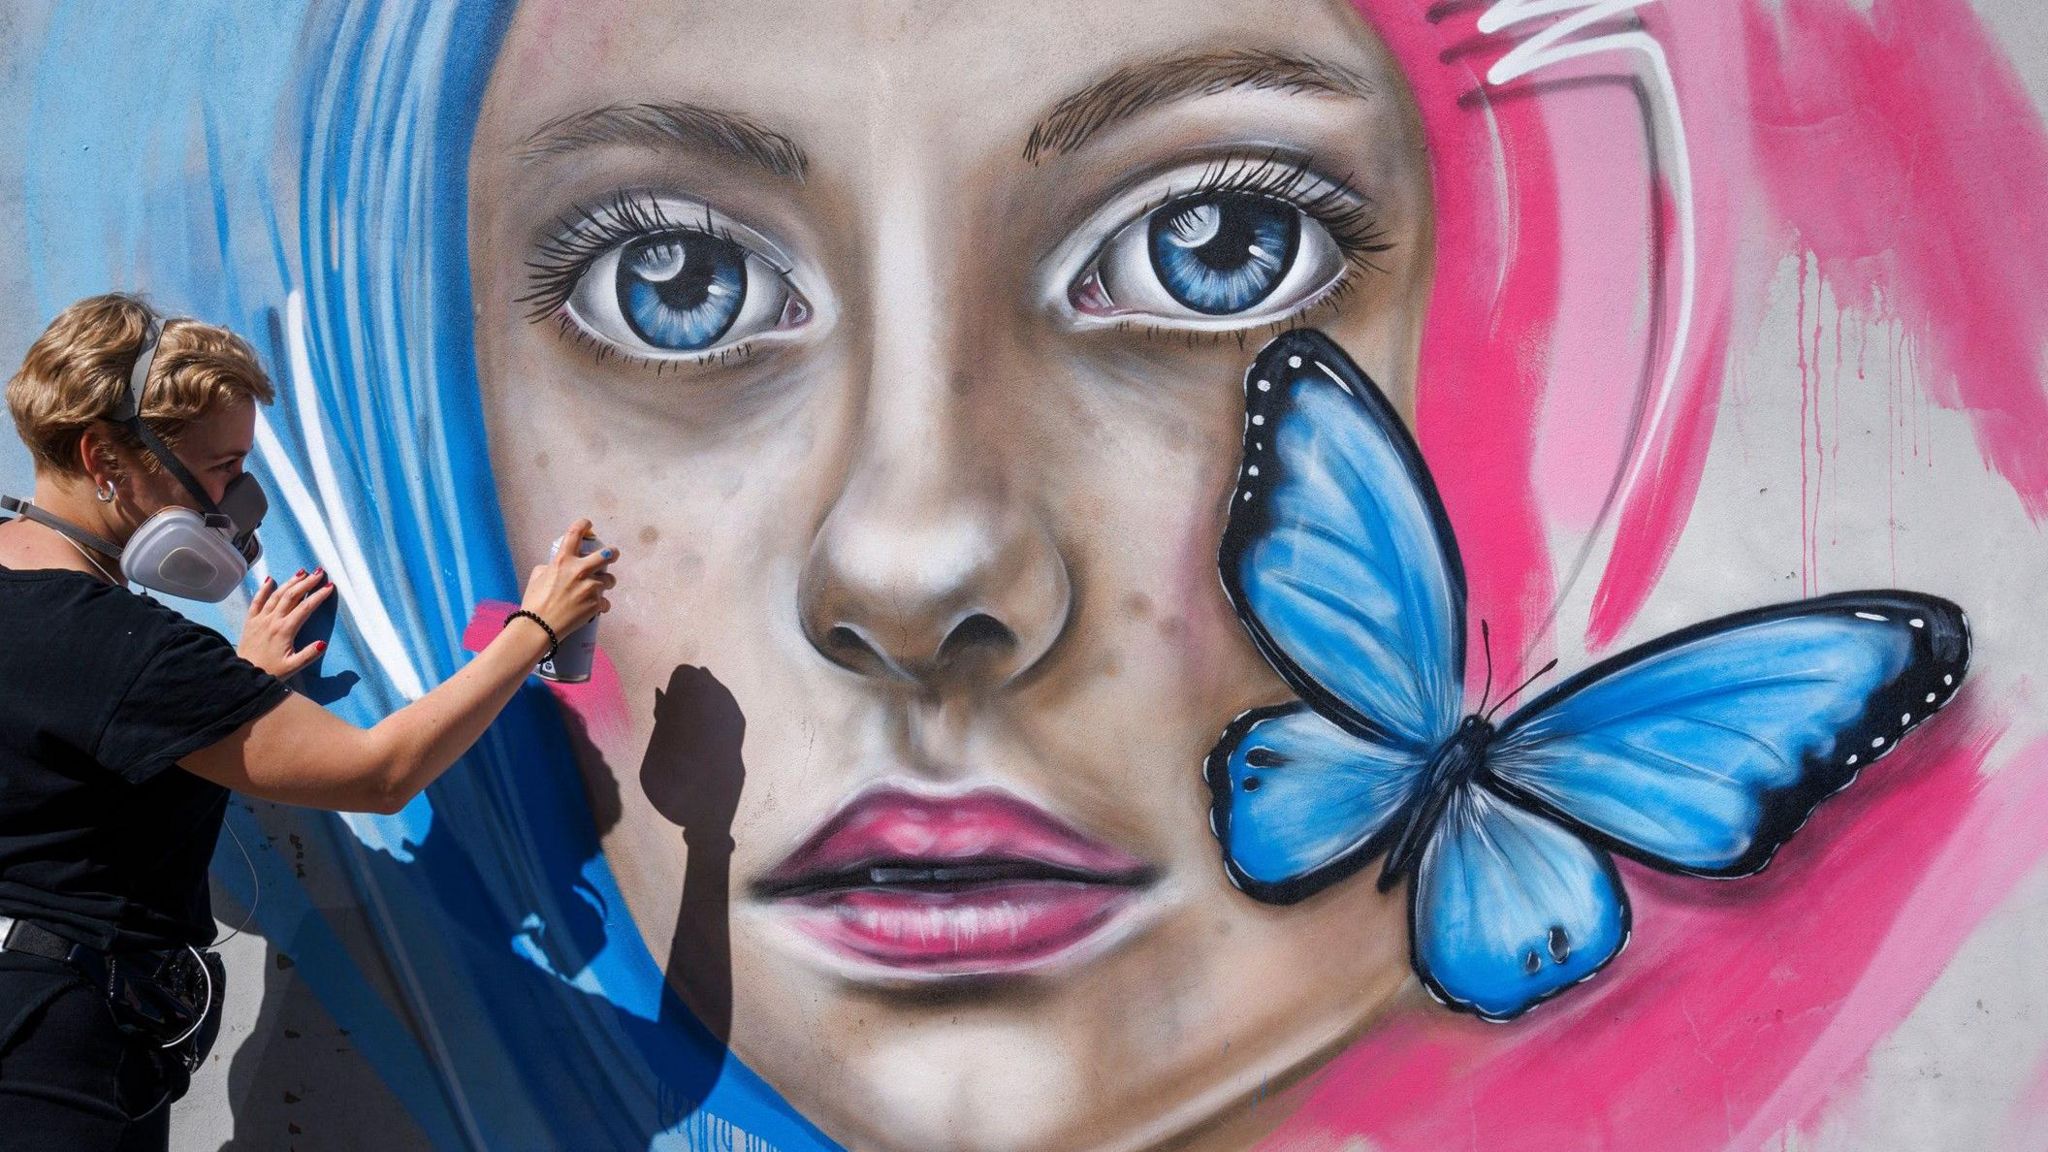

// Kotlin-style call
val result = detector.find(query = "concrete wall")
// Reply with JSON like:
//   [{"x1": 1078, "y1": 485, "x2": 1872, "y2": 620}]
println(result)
[{"x1": 1, "y1": 2, "x2": 2045, "y2": 1149}]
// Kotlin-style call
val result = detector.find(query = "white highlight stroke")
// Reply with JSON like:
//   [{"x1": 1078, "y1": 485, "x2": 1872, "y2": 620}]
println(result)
[
  {"x1": 251, "y1": 289, "x2": 427, "y2": 701},
  {"x1": 1479, "y1": 0, "x2": 1699, "y2": 525}
]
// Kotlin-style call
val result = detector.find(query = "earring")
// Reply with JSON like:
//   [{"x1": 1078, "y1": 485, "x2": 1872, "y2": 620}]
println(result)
[{"x1": 95, "y1": 478, "x2": 116, "y2": 503}]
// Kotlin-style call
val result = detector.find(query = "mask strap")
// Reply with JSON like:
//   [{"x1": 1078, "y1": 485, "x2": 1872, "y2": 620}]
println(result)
[
  {"x1": 0, "y1": 495, "x2": 126, "y2": 562},
  {"x1": 110, "y1": 317, "x2": 226, "y2": 520}
]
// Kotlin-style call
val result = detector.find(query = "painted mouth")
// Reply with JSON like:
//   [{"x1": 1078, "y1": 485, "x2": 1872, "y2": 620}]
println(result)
[{"x1": 755, "y1": 787, "x2": 1157, "y2": 975}]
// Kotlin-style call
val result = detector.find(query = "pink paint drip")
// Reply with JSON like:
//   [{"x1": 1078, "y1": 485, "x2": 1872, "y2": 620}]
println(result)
[
  {"x1": 1798, "y1": 253, "x2": 1813, "y2": 595},
  {"x1": 1589, "y1": 0, "x2": 2048, "y2": 643},
  {"x1": 1747, "y1": 0, "x2": 2048, "y2": 521},
  {"x1": 463, "y1": 599, "x2": 630, "y2": 744},
  {"x1": 2006, "y1": 1046, "x2": 2048, "y2": 1152}
]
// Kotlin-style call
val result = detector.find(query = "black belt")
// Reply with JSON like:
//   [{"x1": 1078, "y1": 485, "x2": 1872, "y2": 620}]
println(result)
[
  {"x1": 0, "y1": 913, "x2": 226, "y2": 1117},
  {"x1": 0, "y1": 914, "x2": 219, "y2": 1054},
  {"x1": 0, "y1": 914, "x2": 114, "y2": 992}
]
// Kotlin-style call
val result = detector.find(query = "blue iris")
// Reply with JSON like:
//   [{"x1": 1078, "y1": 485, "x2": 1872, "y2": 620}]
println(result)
[
  {"x1": 616, "y1": 232, "x2": 748, "y2": 350},
  {"x1": 1147, "y1": 193, "x2": 1299, "y2": 315}
]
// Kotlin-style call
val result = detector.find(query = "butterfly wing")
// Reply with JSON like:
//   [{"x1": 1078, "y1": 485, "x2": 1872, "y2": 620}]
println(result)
[
  {"x1": 1221, "y1": 329, "x2": 1466, "y2": 752},
  {"x1": 1207, "y1": 704, "x2": 1431, "y2": 904},
  {"x1": 1487, "y1": 592, "x2": 1970, "y2": 876},
  {"x1": 1411, "y1": 783, "x2": 1630, "y2": 1020}
]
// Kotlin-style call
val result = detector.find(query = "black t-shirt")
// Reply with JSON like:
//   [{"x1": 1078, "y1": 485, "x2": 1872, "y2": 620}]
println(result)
[{"x1": 0, "y1": 565, "x2": 289, "y2": 951}]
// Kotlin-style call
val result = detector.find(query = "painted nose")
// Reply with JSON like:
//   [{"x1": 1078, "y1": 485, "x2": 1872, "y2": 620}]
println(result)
[{"x1": 799, "y1": 468, "x2": 1071, "y2": 693}]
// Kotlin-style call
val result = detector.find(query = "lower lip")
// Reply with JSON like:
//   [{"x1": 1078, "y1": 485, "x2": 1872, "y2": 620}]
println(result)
[{"x1": 775, "y1": 881, "x2": 1141, "y2": 975}]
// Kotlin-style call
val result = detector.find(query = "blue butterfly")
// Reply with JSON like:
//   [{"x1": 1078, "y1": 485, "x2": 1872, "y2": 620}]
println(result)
[{"x1": 1207, "y1": 329, "x2": 1971, "y2": 1022}]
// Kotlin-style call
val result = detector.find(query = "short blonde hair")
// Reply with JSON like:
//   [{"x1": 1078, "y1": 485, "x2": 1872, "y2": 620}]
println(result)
[{"x1": 6, "y1": 293, "x2": 275, "y2": 478}]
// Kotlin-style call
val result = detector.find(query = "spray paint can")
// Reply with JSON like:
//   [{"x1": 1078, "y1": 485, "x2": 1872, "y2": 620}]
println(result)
[{"x1": 537, "y1": 532, "x2": 603, "y2": 683}]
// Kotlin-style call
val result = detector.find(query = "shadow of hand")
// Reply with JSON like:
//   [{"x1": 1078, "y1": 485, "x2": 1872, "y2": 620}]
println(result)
[{"x1": 638, "y1": 665, "x2": 744, "y2": 1045}]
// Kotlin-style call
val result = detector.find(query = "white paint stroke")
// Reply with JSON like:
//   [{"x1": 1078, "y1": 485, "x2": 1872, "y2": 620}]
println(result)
[
  {"x1": 282, "y1": 288, "x2": 427, "y2": 700},
  {"x1": 1480, "y1": 0, "x2": 1700, "y2": 534}
]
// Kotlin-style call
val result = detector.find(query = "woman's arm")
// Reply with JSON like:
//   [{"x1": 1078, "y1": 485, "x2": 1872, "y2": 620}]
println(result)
[{"x1": 180, "y1": 521, "x2": 616, "y2": 813}]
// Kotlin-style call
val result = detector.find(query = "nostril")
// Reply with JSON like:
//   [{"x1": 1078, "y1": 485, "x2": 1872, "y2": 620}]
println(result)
[
  {"x1": 822, "y1": 624, "x2": 885, "y2": 673},
  {"x1": 936, "y1": 612, "x2": 1017, "y2": 670}
]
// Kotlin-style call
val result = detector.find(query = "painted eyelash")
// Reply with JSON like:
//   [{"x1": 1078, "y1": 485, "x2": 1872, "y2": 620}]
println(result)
[
  {"x1": 545, "y1": 309, "x2": 762, "y2": 374},
  {"x1": 1134, "y1": 151, "x2": 1395, "y2": 272},
  {"x1": 1108, "y1": 272, "x2": 1367, "y2": 350},
  {"x1": 519, "y1": 190, "x2": 788, "y2": 326}
]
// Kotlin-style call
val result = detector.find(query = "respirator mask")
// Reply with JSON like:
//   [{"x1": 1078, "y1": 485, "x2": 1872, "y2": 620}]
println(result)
[{"x1": 1, "y1": 312, "x2": 268, "y2": 602}]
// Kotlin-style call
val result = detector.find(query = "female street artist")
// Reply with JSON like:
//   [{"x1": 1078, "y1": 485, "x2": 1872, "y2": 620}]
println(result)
[{"x1": 0, "y1": 293, "x2": 618, "y2": 1150}]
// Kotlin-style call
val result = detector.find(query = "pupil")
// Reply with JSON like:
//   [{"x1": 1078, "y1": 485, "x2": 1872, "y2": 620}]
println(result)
[
  {"x1": 1147, "y1": 192, "x2": 1299, "y2": 316},
  {"x1": 616, "y1": 232, "x2": 747, "y2": 351}
]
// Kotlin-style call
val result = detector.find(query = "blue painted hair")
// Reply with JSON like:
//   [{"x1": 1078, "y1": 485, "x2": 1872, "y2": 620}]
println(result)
[{"x1": 21, "y1": 3, "x2": 831, "y2": 1147}]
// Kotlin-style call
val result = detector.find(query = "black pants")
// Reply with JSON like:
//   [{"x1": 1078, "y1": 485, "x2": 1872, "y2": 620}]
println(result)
[{"x1": 0, "y1": 953, "x2": 175, "y2": 1152}]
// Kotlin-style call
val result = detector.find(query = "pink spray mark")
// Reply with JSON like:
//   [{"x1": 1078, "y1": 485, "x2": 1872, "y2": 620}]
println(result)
[
  {"x1": 1746, "y1": 0, "x2": 2048, "y2": 521},
  {"x1": 1583, "y1": 6, "x2": 1741, "y2": 651},
  {"x1": 1588, "y1": 0, "x2": 2048, "y2": 644},
  {"x1": 1261, "y1": 709, "x2": 2048, "y2": 1151},
  {"x1": 2007, "y1": 1046, "x2": 2048, "y2": 1152},
  {"x1": 1732, "y1": 727, "x2": 2048, "y2": 1144},
  {"x1": 463, "y1": 599, "x2": 630, "y2": 745}
]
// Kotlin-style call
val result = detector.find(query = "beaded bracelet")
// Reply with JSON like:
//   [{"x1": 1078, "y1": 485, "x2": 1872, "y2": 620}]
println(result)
[{"x1": 505, "y1": 609, "x2": 560, "y2": 665}]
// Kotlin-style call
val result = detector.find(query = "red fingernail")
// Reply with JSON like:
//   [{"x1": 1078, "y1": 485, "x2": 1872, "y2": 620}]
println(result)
[
  {"x1": 315, "y1": 641, "x2": 328, "y2": 651},
  {"x1": 295, "y1": 569, "x2": 306, "y2": 577}
]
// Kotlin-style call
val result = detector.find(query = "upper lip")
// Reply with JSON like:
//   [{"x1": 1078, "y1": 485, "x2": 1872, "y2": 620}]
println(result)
[{"x1": 754, "y1": 787, "x2": 1156, "y2": 899}]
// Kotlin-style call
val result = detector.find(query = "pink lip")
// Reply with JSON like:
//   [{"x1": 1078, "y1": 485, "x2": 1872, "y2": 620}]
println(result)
[{"x1": 756, "y1": 788, "x2": 1156, "y2": 974}]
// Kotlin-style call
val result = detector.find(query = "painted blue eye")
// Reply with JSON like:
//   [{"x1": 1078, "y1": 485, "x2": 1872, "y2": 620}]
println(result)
[
  {"x1": 559, "y1": 200, "x2": 811, "y2": 362},
  {"x1": 1071, "y1": 188, "x2": 1348, "y2": 328},
  {"x1": 616, "y1": 233, "x2": 749, "y2": 351},
  {"x1": 1146, "y1": 194, "x2": 1300, "y2": 316}
]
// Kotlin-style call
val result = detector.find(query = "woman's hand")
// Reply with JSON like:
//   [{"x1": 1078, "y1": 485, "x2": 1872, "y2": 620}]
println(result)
[
  {"x1": 239, "y1": 568, "x2": 335, "y2": 678},
  {"x1": 192, "y1": 522, "x2": 619, "y2": 815},
  {"x1": 520, "y1": 519, "x2": 619, "y2": 637}
]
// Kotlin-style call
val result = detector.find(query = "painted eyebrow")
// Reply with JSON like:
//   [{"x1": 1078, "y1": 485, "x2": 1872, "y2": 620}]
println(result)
[
  {"x1": 519, "y1": 102, "x2": 809, "y2": 181},
  {"x1": 1023, "y1": 49, "x2": 1376, "y2": 164}
]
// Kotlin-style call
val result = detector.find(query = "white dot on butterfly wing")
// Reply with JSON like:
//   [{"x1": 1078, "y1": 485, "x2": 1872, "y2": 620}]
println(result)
[
  {"x1": 1248, "y1": 465, "x2": 1260, "y2": 476},
  {"x1": 1910, "y1": 618, "x2": 1925, "y2": 629},
  {"x1": 1252, "y1": 414, "x2": 1265, "y2": 426},
  {"x1": 1242, "y1": 491, "x2": 1252, "y2": 501},
  {"x1": 1288, "y1": 355, "x2": 1302, "y2": 368},
  {"x1": 1944, "y1": 674, "x2": 1955, "y2": 685},
  {"x1": 1847, "y1": 754, "x2": 1859, "y2": 766},
  {"x1": 1901, "y1": 713, "x2": 1912, "y2": 726},
  {"x1": 1925, "y1": 692, "x2": 1937, "y2": 704},
  {"x1": 1871, "y1": 736, "x2": 1886, "y2": 748},
  {"x1": 1256, "y1": 379, "x2": 1271, "y2": 392}
]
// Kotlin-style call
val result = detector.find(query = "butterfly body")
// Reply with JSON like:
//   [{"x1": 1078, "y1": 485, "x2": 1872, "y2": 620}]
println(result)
[
  {"x1": 1377, "y1": 715, "x2": 1494, "y2": 892},
  {"x1": 1208, "y1": 329, "x2": 1970, "y2": 1021}
]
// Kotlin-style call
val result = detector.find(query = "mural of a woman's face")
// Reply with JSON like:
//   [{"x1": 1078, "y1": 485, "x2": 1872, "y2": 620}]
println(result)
[{"x1": 469, "y1": 1, "x2": 1434, "y2": 1146}]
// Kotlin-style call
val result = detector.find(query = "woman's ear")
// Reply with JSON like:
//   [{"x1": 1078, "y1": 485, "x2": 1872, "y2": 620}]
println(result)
[{"x1": 75, "y1": 423, "x2": 127, "y2": 496}]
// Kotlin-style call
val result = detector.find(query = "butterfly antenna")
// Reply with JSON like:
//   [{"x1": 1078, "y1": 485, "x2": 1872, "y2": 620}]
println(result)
[
  {"x1": 1485, "y1": 657, "x2": 1560, "y2": 722},
  {"x1": 1478, "y1": 620, "x2": 1495, "y2": 715}
]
